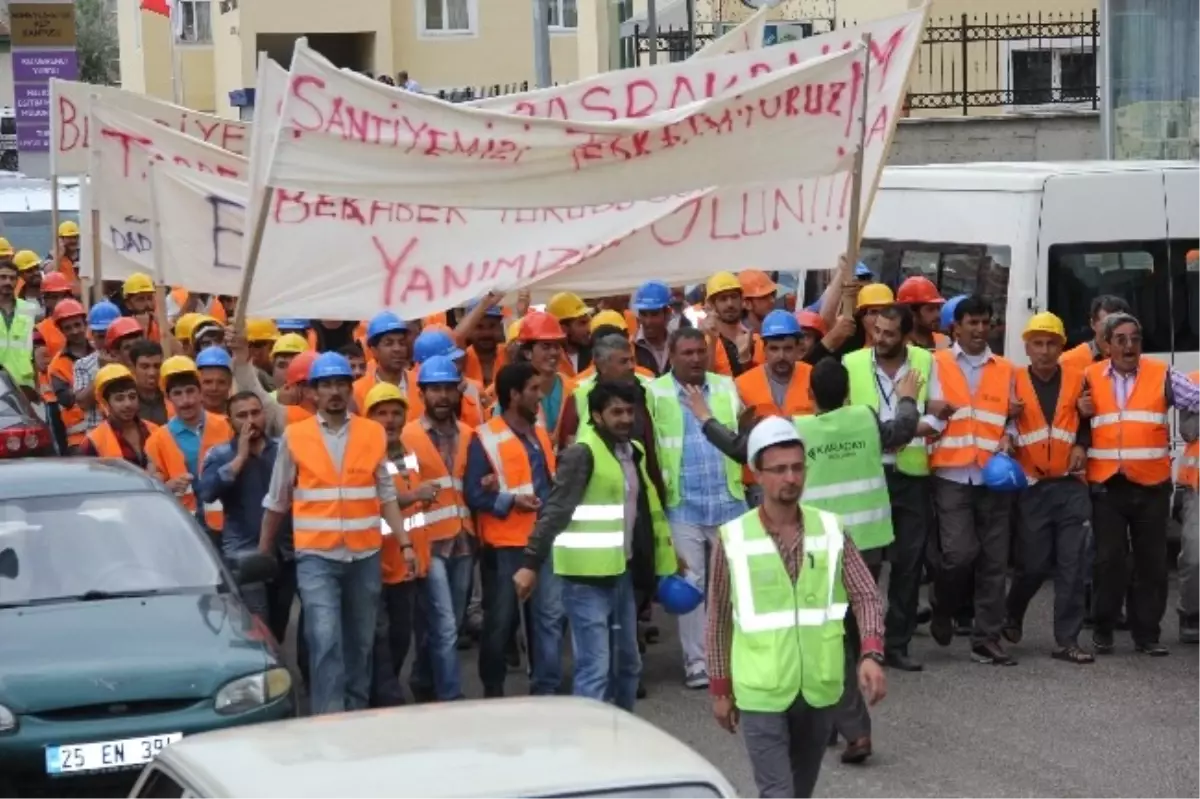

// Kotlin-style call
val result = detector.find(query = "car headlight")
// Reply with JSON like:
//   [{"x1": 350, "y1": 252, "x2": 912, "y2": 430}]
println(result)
[
  {"x1": 0, "y1": 704, "x2": 16, "y2": 734},
  {"x1": 214, "y1": 668, "x2": 292, "y2": 715}
]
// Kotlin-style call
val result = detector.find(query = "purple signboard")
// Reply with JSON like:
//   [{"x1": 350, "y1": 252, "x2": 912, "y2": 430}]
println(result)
[
  {"x1": 12, "y1": 48, "x2": 77, "y2": 154},
  {"x1": 12, "y1": 50, "x2": 78, "y2": 81}
]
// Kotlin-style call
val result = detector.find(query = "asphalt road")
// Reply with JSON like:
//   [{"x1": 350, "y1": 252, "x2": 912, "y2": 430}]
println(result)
[{"x1": 273, "y1": 577, "x2": 1199, "y2": 798}]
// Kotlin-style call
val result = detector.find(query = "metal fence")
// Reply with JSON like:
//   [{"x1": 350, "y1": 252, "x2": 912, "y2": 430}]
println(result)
[{"x1": 433, "y1": 82, "x2": 534, "y2": 103}]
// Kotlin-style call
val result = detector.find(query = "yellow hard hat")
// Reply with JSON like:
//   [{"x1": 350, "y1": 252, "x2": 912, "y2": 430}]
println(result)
[
  {"x1": 706, "y1": 271, "x2": 742, "y2": 298},
  {"x1": 590, "y1": 309, "x2": 628, "y2": 333},
  {"x1": 246, "y1": 318, "x2": 280, "y2": 343},
  {"x1": 0, "y1": 238, "x2": 13, "y2": 258},
  {"x1": 174, "y1": 313, "x2": 216, "y2": 342},
  {"x1": 12, "y1": 250, "x2": 41, "y2": 272},
  {"x1": 1023, "y1": 311, "x2": 1066, "y2": 341},
  {"x1": 856, "y1": 283, "x2": 895, "y2": 310},
  {"x1": 94, "y1": 364, "x2": 135, "y2": 400},
  {"x1": 547, "y1": 292, "x2": 591, "y2": 321},
  {"x1": 506, "y1": 319, "x2": 524, "y2": 343},
  {"x1": 363, "y1": 382, "x2": 408, "y2": 416},
  {"x1": 122, "y1": 272, "x2": 155, "y2": 297},
  {"x1": 271, "y1": 332, "x2": 310, "y2": 358},
  {"x1": 59, "y1": 220, "x2": 80, "y2": 238},
  {"x1": 159, "y1": 355, "x2": 200, "y2": 391}
]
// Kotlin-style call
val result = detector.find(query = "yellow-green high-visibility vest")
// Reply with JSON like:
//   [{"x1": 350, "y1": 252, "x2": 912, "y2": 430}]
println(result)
[
  {"x1": 0, "y1": 298, "x2": 38, "y2": 388},
  {"x1": 553, "y1": 426, "x2": 677, "y2": 578},
  {"x1": 844, "y1": 344, "x2": 931, "y2": 477},
  {"x1": 794, "y1": 404, "x2": 894, "y2": 552},
  {"x1": 572, "y1": 372, "x2": 652, "y2": 422},
  {"x1": 719, "y1": 505, "x2": 847, "y2": 712},
  {"x1": 646, "y1": 371, "x2": 744, "y2": 507}
]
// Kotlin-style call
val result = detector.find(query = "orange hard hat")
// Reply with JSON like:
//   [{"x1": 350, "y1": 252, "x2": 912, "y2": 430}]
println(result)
[
  {"x1": 738, "y1": 269, "x2": 778, "y2": 299},
  {"x1": 796, "y1": 310, "x2": 827, "y2": 337},
  {"x1": 41, "y1": 272, "x2": 72, "y2": 295},
  {"x1": 896, "y1": 276, "x2": 944, "y2": 306},
  {"x1": 103, "y1": 317, "x2": 143, "y2": 349},
  {"x1": 51, "y1": 298, "x2": 86, "y2": 323},
  {"x1": 286, "y1": 350, "x2": 318, "y2": 386},
  {"x1": 518, "y1": 311, "x2": 566, "y2": 342}
]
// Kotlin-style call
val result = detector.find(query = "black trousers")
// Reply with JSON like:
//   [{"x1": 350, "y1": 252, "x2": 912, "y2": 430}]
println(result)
[
  {"x1": 1091, "y1": 477, "x2": 1171, "y2": 644},
  {"x1": 370, "y1": 580, "x2": 419, "y2": 707},
  {"x1": 833, "y1": 552, "x2": 882, "y2": 742},
  {"x1": 884, "y1": 469, "x2": 930, "y2": 653}
]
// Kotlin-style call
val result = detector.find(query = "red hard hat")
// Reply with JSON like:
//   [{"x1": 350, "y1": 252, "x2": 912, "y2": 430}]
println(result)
[
  {"x1": 286, "y1": 350, "x2": 318, "y2": 386},
  {"x1": 51, "y1": 298, "x2": 86, "y2": 323},
  {"x1": 896, "y1": 276, "x2": 944, "y2": 305},
  {"x1": 41, "y1": 273, "x2": 72, "y2": 295},
  {"x1": 518, "y1": 311, "x2": 566, "y2": 342},
  {"x1": 103, "y1": 317, "x2": 143, "y2": 349},
  {"x1": 796, "y1": 310, "x2": 827, "y2": 337}
]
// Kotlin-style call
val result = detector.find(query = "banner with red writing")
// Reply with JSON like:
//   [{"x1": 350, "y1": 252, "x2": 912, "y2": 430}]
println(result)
[{"x1": 691, "y1": 5, "x2": 770, "y2": 60}]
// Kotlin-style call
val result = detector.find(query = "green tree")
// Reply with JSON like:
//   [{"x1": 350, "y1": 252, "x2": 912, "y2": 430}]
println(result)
[{"x1": 75, "y1": 0, "x2": 120, "y2": 85}]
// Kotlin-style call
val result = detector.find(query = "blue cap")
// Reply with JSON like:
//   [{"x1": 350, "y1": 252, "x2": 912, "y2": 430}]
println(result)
[
  {"x1": 88, "y1": 301, "x2": 121, "y2": 333},
  {"x1": 982, "y1": 453, "x2": 1028, "y2": 493},
  {"x1": 855, "y1": 262, "x2": 874, "y2": 279},
  {"x1": 760, "y1": 309, "x2": 802, "y2": 339},
  {"x1": 308, "y1": 351, "x2": 354, "y2": 383},
  {"x1": 940, "y1": 295, "x2": 967, "y2": 331},
  {"x1": 276, "y1": 318, "x2": 309, "y2": 332},
  {"x1": 195, "y1": 347, "x2": 233, "y2": 371},
  {"x1": 413, "y1": 329, "x2": 464, "y2": 364},
  {"x1": 366, "y1": 311, "x2": 408, "y2": 344},
  {"x1": 656, "y1": 573, "x2": 704, "y2": 615},
  {"x1": 466, "y1": 299, "x2": 505, "y2": 318},
  {"x1": 417, "y1": 354, "x2": 461, "y2": 386},
  {"x1": 631, "y1": 280, "x2": 671, "y2": 312}
]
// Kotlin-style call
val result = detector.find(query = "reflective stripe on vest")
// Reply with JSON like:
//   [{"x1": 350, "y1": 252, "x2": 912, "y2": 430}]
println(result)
[
  {"x1": 928, "y1": 351, "x2": 1013, "y2": 469},
  {"x1": 648, "y1": 372, "x2": 744, "y2": 506},
  {"x1": 469, "y1": 416, "x2": 553, "y2": 548},
  {"x1": 287, "y1": 416, "x2": 386, "y2": 550},
  {"x1": 843, "y1": 345, "x2": 931, "y2": 476},
  {"x1": 1084, "y1": 359, "x2": 1172, "y2": 486}
]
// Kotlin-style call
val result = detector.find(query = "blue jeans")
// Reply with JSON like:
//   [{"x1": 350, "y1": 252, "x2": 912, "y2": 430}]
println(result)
[
  {"x1": 479, "y1": 546, "x2": 563, "y2": 696},
  {"x1": 561, "y1": 570, "x2": 641, "y2": 711},
  {"x1": 296, "y1": 552, "x2": 382, "y2": 715},
  {"x1": 412, "y1": 553, "x2": 473, "y2": 700}
]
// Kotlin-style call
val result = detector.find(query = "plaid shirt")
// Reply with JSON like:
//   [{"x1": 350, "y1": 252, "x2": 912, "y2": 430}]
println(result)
[
  {"x1": 72, "y1": 351, "x2": 103, "y2": 434},
  {"x1": 706, "y1": 507, "x2": 884, "y2": 698},
  {"x1": 666, "y1": 379, "x2": 746, "y2": 528}
]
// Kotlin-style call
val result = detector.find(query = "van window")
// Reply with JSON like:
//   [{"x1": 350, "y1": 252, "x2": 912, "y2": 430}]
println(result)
[{"x1": 1047, "y1": 239, "x2": 1199, "y2": 353}]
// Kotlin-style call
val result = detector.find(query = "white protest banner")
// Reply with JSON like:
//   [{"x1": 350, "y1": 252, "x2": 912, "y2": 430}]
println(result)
[
  {"x1": 149, "y1": 161, "x2": 249, "y2": 296},
  {"x1": 89, "y1": 104, "x2": 248, "y2": 281},
  {"x1": 50, "y1": 79, "x2": 250, "y2": 176},
  {"x1": 241, "y1": 9, "x2": 924, "y2": 318},
  {"x1": 691, "y1": 5, "x2": 770, "y2": 59},
  {"x1": 267, "y1": 42, "x2": 861, "y2": 208},
  {"x1": 242, "y1": 58, "x2": 289, "y2": 267}
]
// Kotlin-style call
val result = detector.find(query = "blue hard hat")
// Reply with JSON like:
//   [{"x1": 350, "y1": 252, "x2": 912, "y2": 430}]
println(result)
[
  {"x1": 656, "y1": 573, "x2": 704, "y2": 615},
  {"x1": 366, "y1": 311, "x2": 408, "y2": 344},
  {"x1": 276, "y1": 318, "x2": 309, "y2": 332},
  {"x1": 466, "y1": 299, "x2": 505, "y2": 318},
  {"x1": 631, "y1": 280, "x2": 671, "y2": 312},
  {"x1": 195, "y1": 347, "x2": 233, "y2": 371},
  {"x1": 87, "y1": 301, "x2": 121, "y2": 333},
  {"x1": 413, "y1": 329, "x2": 464, "y2": 364},
  {"x1": 982, "y1": 452, "x2": 1028, "y2": 493},
  {"x1": 308, "y1": 351, "x2": 354, "y2": 383},
  {"x1": 417, "y1": 354, "x2": 461, "y2": 386},
  {"x1": 854, "y1": 262, "x2": 874, "y2": 280},
  {"x1": 760, "y1": 309, "x2": 802, "y2": 339},
  {"x1": 940, "y1": 295, "x2": 967, "y2": 331}
]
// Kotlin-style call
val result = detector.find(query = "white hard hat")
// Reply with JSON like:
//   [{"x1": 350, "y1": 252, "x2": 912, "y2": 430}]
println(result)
[{"x1": 746, "y1": 416, "x2": 805, "y2": 471}]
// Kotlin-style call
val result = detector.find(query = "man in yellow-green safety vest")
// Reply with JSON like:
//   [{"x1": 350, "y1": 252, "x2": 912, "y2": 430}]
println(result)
[
  {"x1": 514, "y1": 379, "x2": 683, "y2": 711},
  {"x1": 707, "y1": 416, "x2": 886, "y2": 799},
  {"x1": 0, "y1": 259, "x2": 39, "y2": 394}
]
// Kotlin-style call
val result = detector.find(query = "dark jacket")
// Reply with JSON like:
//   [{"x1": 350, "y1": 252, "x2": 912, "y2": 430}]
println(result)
[{"x1": 523, "y1": 431, "x2": 661, "y2": 594}]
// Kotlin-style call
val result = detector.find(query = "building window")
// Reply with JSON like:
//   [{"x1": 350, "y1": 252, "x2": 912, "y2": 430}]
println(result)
[
  {"x1": 421, "y1": 0, "x2": 476, "y2": 35},
  {"x1": 1010, "y1": 46, "x2": 1096, "y2": 106},
  {"x1": 548, "y1": 0, "x2": 577, "y2": 29},
  {"x1": 177, "y1": 0, "x2": 213, "y2": 43}
]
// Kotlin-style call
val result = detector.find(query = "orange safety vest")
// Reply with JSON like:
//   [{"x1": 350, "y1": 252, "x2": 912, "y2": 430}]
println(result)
[
  {"x1": 286, "y1": 415, "x2": 388, "y2": 553},
  {"x1": 1060, "y1": 341, "x2": 1096, "y2": 372},
  {"x1": 145, "y1": 412, "x2": 233, "y2": 530},
  {"x1": 48, "y1": 350, "x2": 89, "y2": 446},
  {"x1": 473, "y1": 416, "x2": 557, "y2": 548},
  {"x1": 709, "y1": 332, "x2": 765, "y2": 377},
  {"x1": 558, "y1": 348, "x2": 583, "y2": 378},
  {"x1": 462, "y1": 346, "x2": 507, "y2": 387},
  {"x1": 933, "y1": 332, "x2": 952, "y2": 351},
  {"x1": 735, "y1": 362, "x2": 814, "y2": 418},
  {"x1": 1012, "y1": 366, "x2": 1084, "y2": 482},
  {"x1": 399, "y1": 419, "x2": 474, "y2": 544},
  {"x1": 1179, "y1": 371, "x2": 1199, "y2": 491},
  {"x1": 403, "y1": 371, "x2": 486, "y2": 428},
  {"x1": 928, "y1": 349, "x2": 1014, "y2": 470},
  {"x1": 1085, "y1": 359, "x2": 1172, "y2": 486},
  {"x1": 285, "y1": 403, "x2": 314, "y2": 426},
  {"x1": 86, "y1": 420, "x2": 159, "y2": 461},
  {"x1": 381, "y1": 450, "x2": 428, "y2": 584},
  {"x1": 57, "y1": 256, "x2": 79, "y2": 288},
  {"x1": 37, "y1": 318, "x2": 66, "y2": 359}
]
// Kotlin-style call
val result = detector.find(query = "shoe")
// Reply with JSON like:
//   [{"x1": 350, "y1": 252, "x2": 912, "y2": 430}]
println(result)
[
  {"x1": 954, "y1": 617, "x2": 974, "y2": 637},
  {"x1": 1000, "y1": 618, "x2": 1023, "y2": 645},
  {"x1": 1180, "y1": 613, "x2": 1199, "y2": 645},
  {"x1": 884, "y1": 650, "x2": 924, "y2": 672},
  {"x1": 637, "y1": 682, "x2": 647, "y2": 700},
  {"x1": 930, "y1": 612, "x2": 954, "y2": 647},
  {"x1": 684, "y1": 667, "x2": 709, "y2": 690},
  {"x1": 1092, "y1": 630, "x2": 1115, "y2": 655},
  {"x1": 1051, "y1": 644, "x2": 1095, "y2": 664},
  {"x1": 1134, "y1": 641, "x2": 1169, "y2": 657},
  {"x1": 970, "y1": 640, "x2": 1017, "y2": 666},
  {"x1": 841, "y1": 737, "x2": 872, "y2": 764},
  {"x1": 916, "y1": 605, "x2": 932, "y2": 626}
]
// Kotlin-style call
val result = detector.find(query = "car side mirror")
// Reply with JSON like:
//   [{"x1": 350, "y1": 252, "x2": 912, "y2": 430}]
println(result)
[{"x1": 230, "y1": 552, "x2": 278, "y2": 586}]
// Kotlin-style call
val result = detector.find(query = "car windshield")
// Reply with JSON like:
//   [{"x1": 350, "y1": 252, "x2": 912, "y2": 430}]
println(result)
[{"x1": 0, "y1": 492, "x2": 225, "y2": 607}]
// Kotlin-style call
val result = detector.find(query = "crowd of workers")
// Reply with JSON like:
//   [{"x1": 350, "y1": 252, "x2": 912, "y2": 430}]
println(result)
[{"x1": 1, "y1": 222, "x2": 1197, "y2": 799}]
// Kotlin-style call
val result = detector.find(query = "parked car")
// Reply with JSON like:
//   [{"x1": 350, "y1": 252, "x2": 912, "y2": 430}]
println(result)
[
  {"x1": 0, "y1": 459, "x2": 293, "y2": 796},
  {"x1": 0, "y1": 368, "x2": 54, "y2": 458},
  {"x1": 128, "y1": 696, "x2": 737, "y2": 798}
]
